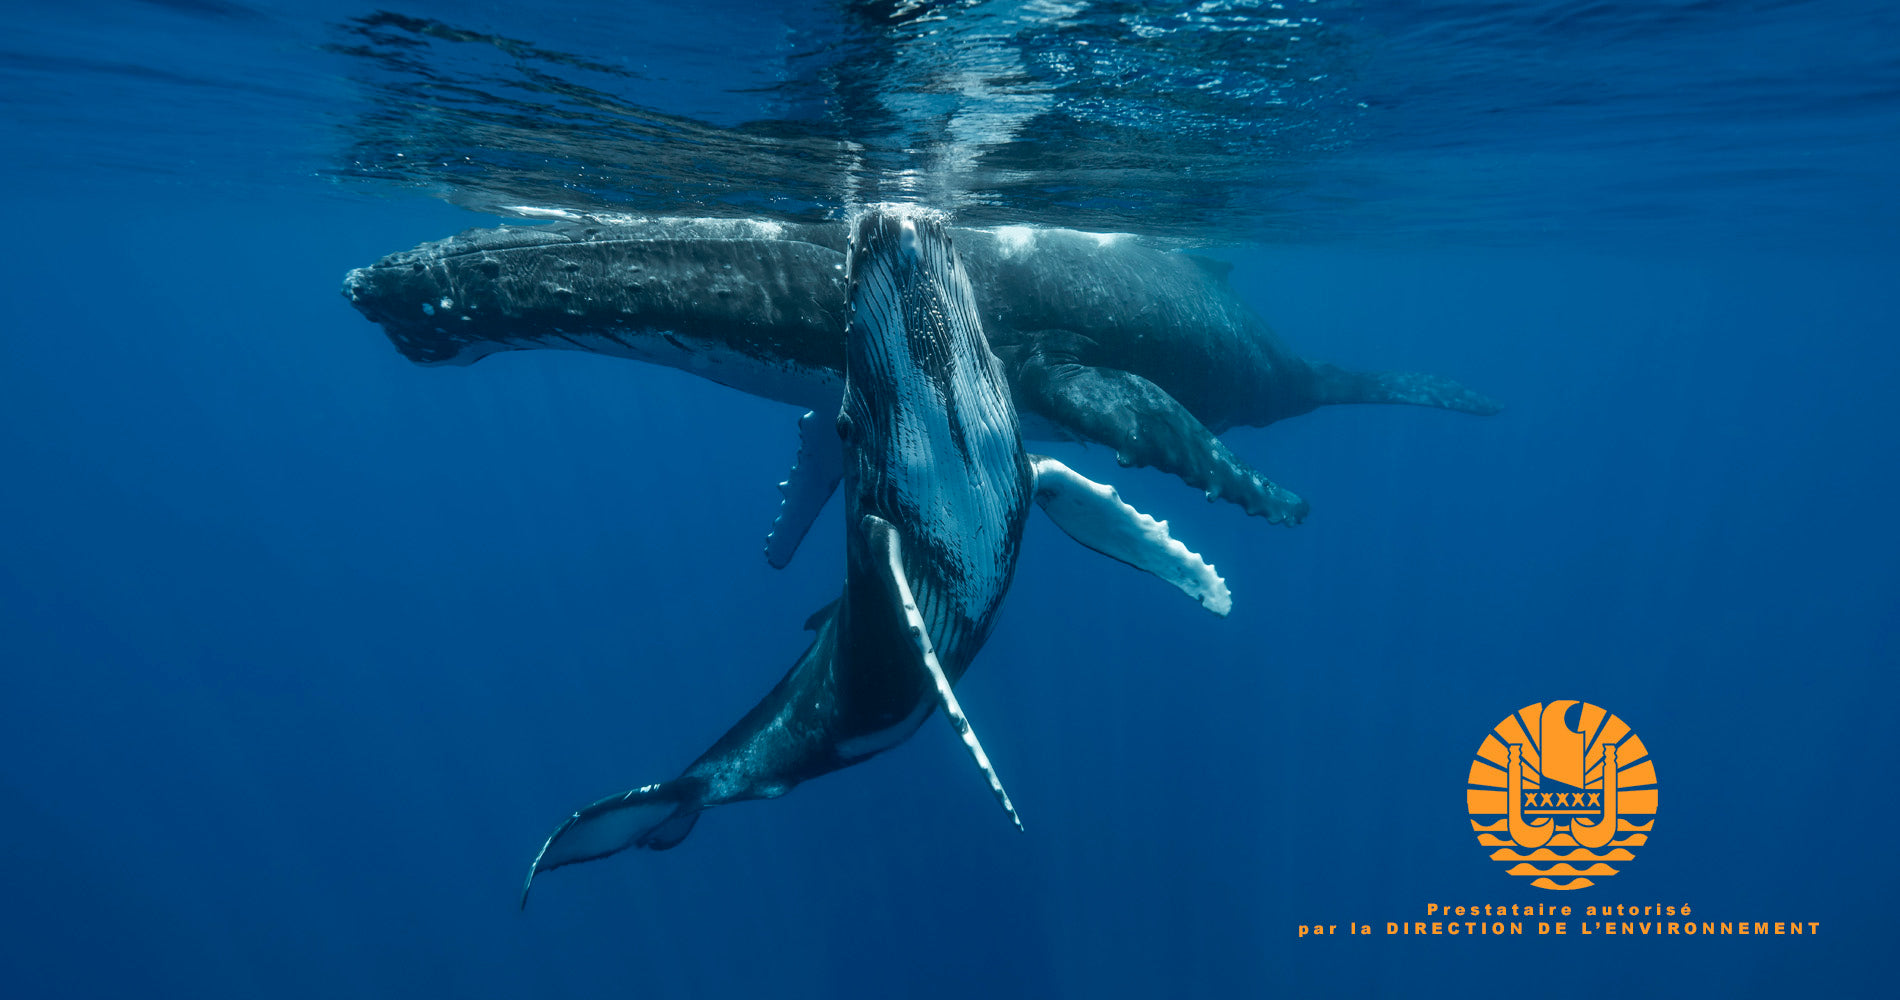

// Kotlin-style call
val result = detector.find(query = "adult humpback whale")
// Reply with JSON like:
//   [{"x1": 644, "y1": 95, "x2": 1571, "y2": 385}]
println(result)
[
  {"x1": 342, "y1": 217, "x2": 1501, "y2": 544},
  {"x1": 520, "y1": 207, "x2": 1229, "y2": 904}
]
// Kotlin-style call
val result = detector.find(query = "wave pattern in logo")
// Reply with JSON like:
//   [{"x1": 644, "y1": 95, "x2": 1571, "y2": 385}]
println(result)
[{"x1": 1466, "y1": 701, "x2": 1658, "y2": 890}]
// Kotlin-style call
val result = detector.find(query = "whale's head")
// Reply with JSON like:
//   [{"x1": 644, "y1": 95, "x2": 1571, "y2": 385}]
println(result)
[
  {"x1": 342, "y1": 219, "x2": 854, "y2": 369},
  {"x1": 339, "y1": 225, "x2": 583, "y2": 366}
]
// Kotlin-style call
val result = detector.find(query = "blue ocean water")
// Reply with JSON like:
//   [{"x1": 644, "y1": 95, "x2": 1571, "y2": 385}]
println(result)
[{"x1": 2, "y1": 2, "x2": 1895, "y2": 997}]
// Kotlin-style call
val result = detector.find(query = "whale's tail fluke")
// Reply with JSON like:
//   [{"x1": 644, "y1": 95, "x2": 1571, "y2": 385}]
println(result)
[
  {"x1": 1308, "y1": 363, "x2": 1504, "y2": 416},
  {"x1": 520, "y1": 778, "x2": 702, "y2": 908}
]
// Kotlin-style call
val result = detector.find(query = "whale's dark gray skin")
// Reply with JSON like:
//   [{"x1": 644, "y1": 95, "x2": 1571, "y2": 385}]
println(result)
[
  {"x1": 519, "y1": 208, "x2": 1230, "y2": 905},
  {"x1": 342, "y1": 217, "x2": 1501, "y2": 535}
]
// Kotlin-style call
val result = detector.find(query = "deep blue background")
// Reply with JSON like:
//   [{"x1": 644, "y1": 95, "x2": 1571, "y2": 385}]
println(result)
[
  {"x1": 4, "y1": 3, "x2": 1898, "y2": 998},
  {"x1": 4, "y1": 190, "x2": 1891, "y2": 998}
]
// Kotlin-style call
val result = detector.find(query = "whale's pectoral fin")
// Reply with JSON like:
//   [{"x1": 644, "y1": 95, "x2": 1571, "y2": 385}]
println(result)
[
  {"x1": 1030, "y1": 456, "x2": 1232, "y2": 616},
  {"x1": 764, "y1": 408, "x2": 845, "y2": 568},
  {"x1": 1014, "y1": 352, "x2": 1309, "y2": 525},
  {"x1": 520, "y1": 779, "x2": 701, "y2": 909},
  {"x1": 862, "y1": 514, "x2": 1023, "y2": 832},
  {"x1": 1308, "y1": 363, "x2": 1503, "y2": 415}
]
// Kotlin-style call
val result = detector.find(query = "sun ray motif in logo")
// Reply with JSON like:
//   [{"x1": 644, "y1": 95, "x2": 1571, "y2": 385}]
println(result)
[{"x1": 1465, "y1": 701, "x2": 1658, "y2": 890}]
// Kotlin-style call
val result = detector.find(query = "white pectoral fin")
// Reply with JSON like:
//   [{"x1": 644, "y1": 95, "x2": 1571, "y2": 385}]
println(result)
[
  {"x1": 1029, "y1": 456, "x2": 1233, "y2": 616},
  {"x1": 764, "y1": 408, "x2": 845, "y2": 569},
  {"x1": 861, "y1": 514, "x2": 1023, "y2": 831}
]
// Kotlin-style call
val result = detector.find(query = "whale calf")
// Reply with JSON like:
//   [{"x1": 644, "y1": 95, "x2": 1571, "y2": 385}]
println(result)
[
  {"x1": 520, "y1": 208, "x2": 1230, "y2": 905},
  {"x1": 342, "y1": 217, "x2": 1500, "y2": 541}
]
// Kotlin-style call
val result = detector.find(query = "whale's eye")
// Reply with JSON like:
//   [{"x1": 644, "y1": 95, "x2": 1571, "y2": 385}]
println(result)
[{"x1": 836, "y1": 411, "x2": 854, "y2": 441}]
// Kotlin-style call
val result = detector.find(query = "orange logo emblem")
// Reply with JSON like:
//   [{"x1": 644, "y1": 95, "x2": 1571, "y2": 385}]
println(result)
[{"x1": 1466, "y1": 701, "x2": 1658, "y2": 890}]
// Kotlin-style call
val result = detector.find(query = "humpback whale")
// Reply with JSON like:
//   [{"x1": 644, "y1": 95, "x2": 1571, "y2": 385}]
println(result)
[
  {"x1": 520, "y1": 207, "x2": 1230, "y2": 905},
  {"x1": 342, "y1": 217, "x2": 1500, "y2": 544}
]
